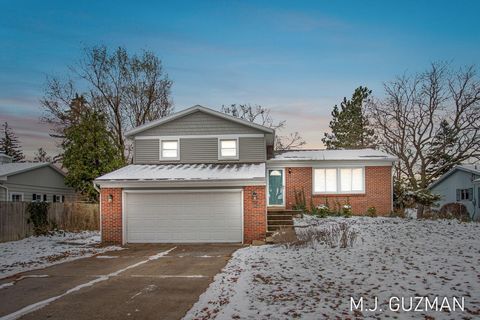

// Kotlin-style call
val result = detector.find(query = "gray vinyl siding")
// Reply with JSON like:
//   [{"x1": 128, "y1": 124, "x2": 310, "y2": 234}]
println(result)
[
  {"x1": 239, "y1": 137, "x2": 266, "y2": 162},
  {"x1": 0, "y1": 166, "x2": 76, "y2": 202},
  {"x1": 134, "y1": 139, "x2": 159, "y2": 164},
  {"x1": 133, "y1": 136, "x2": 266, "y2": 164},
  {"x1": 138, "y1": 111, "x2": 263, "y2": 136},
  {"x1": 180, "y1": 138, "x2": 218, "y2": 163}
]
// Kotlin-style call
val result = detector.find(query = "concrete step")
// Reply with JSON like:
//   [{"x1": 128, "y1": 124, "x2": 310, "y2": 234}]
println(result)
[
  {"x1": 267, "y1": 225, "x2": 295, "y2": 232},
  {"x1": 267, "y1": 220, "x2": 294, "y2": 226},
  {"x1": 267, "y1": 214, "x2": 295, "y2": 220}
]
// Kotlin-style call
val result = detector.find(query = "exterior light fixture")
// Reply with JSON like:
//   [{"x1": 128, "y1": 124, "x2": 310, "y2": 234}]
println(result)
[
  {"x1": 252, "y1": 191, "x2": 257, "y2": 200},
  {"x1": 108, "y1": 194, "x2": 113, "y2": 203}
]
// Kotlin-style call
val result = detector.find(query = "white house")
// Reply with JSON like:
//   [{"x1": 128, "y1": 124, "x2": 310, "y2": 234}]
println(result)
[{"x1": 429, "y1": 164, "x2": 480, "y2": 220}]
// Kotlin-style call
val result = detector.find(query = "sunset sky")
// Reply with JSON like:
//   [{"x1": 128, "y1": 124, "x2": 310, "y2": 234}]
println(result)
[{"x1": 1, "y1": 0, "x2": 479, "y2": 159}]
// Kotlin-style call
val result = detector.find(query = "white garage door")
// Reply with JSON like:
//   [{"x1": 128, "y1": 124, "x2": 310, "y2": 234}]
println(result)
[{"x1": 125, "y1": 190, "x2": 242, "y2": 243}]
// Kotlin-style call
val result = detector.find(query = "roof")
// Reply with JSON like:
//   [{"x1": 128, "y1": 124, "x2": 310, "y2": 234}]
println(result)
[
  {"x1": 125, "y1": 105, "x2": 275, "y2": 137},
  {"x1": 95, "y1": 163, "x2": 266, "y2": 183},
  {"x1": 269, "y1": 148, "x2": 397, "y2": 162},
  {"x1": 0, "y1": 162, "x2": 66, "y2": 180},
  {"x1": 429, "y1": 164, "x2": 480, "y2": 189}
]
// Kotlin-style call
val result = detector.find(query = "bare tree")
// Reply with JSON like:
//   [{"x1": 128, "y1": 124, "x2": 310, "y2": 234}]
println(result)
[
  {"x1": 33, "y1": 147, "x2": 52, "y2": 162},
  {"x1": 369, "y1": 62, "x2": 480, "y2": 191},
  {"x1": 221, "y1": 104, "x2": 305, "y2": 151},
  {"x1": 41, "y1": 45, "x2": 173, "y2": 163}
]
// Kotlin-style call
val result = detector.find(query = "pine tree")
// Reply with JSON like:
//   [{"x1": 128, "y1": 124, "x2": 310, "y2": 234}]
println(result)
[
  {"x1": 34, "y1": 147, "x2": 52, "y2": 162},
  {"x1": 0, "y1": 122, "x2": 25, "y2": 161},
  {"x1": 62, "y1": 107, "x2": 124, "y2": 201},
  {"x1": 322, "y1": 86, "x2": 376, "y2": 149}
]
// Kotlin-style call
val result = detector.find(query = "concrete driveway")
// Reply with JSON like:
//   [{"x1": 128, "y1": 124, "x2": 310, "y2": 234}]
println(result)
[{"x1": 0, "y1": 244, "x2": 240, "y2": 320}]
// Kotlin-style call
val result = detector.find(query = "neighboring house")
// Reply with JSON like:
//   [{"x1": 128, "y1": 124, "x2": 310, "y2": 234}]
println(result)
[
  {"x1": 429, "y1": 164, "x2": 480, "y2": 220},
  {"x1": 95, "y1": 105, "x2": 396, "y2": 245},
  {"x1": 0, "y1": 153, "x2": 76, "y2": 203}
]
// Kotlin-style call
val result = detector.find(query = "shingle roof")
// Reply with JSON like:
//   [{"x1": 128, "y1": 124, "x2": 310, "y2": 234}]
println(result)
[
  {"x1": 0, "y1": 162, "x2": 49, "y2": 178},
  {"x1": 429, "y1": 164, "x2": 480, "y2": 189},
  {"x1": 95, "y1": 163, "x2": 266, "y2": 182},
  {"x1": 125, "y1": 105, "x2": 275, "y2": 137},
  {"x1": 269, "y1": 148, "x2": 397, "y2": 161}
]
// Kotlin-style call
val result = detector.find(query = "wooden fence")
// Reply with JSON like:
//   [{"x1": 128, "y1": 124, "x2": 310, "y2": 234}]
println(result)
[{"x1": 0, "y1": 201, "x2": 99, "y2": 243}]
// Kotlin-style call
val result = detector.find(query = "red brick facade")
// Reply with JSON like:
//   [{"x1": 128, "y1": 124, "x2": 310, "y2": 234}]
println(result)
[
  {"x1": 100, "y1": 186, "x2": 266, "y2": 245},
  {"x1": 284, "y1": 166, "x2": 393, "y2": 215},
  {"x1": 243, "y1": 185, "x2": 267, "y2": 243},
  {"x1": 100, "y1": 188, "x2": 123, "y2": 244}
]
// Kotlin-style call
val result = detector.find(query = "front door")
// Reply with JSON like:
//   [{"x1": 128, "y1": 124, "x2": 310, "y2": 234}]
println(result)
[{"x1": 268, "y1": 169, "x2": 284, "y2": 206}]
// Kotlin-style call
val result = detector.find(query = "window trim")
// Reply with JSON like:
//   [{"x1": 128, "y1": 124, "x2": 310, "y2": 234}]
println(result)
[
  {"x1": 159, "y1": 139, "x2": 180, "y2": 161},
  {"x1": 11, "y1": 192, "x2": 24, "y2": 202},
  {"x1": 312, "y1": 167, "x2": 365, "y2": 195},
  {"x1": 218, "y1": 138, "x2": 239, "y2": 160}
]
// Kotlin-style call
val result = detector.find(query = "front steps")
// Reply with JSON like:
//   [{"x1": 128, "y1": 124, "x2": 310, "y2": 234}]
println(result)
[{"x1": 266, "y1": 209, "x2": 302, "y2": 237}]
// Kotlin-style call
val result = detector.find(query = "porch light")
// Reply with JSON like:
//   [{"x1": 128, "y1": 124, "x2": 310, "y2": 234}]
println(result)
[
  {"x1": 270, "y1": 170, "x2": 281, "y2": 176},
  {"x1": 108, "y1": 194, "x2": 113, "y2": 203},
  {"x1": 252, "y1": 191, "x2": 257, "y2": 200}
]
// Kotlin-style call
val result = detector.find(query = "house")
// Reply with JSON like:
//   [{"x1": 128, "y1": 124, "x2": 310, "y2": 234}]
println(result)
[
  {"x1": 0, "y1": 153, "x2": 76, "y2": 203},
  {"x1": 95, "y1": 105, "x2": 396, "y2": 245},
  {"x1": 428, "y1": 164, "x2": 480, "y2": 220}
]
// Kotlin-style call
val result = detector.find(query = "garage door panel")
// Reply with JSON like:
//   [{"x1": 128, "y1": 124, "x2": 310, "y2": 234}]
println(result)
[{"x1": 125, "y1": 191, "x2": 243, "y2": 243}]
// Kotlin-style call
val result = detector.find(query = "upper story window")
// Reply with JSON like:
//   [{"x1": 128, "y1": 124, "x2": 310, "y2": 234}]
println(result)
[
  {"x1": 219, "y1": 139, "x2": 238, "y2": 159},
  {"x1": 313, "y1": 167, "x2": 365, "y2": 194},
  {"x1": 160, "y1": 140, "x2": 179, "y2": 160}
]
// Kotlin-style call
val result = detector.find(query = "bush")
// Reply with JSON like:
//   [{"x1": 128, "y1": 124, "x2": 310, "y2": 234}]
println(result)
[
  {"x1": 293, "y1": 188, "x2": 307, "y2": 212},
  {"x1": 342, "y1": 204, "x2": 352, "y2": 217},
  {"x1": 26, "y1": 202, "x2": 52, "y2": 236},
  {"x1": 438, "y1": 203, "x2": 470, "y2": 221},
  {"x1": 295, "y1": 221, "x2": 358, "y2": 248},
  {"x1": 366, "y1": 206, "x2": 377, "y2": 217}
]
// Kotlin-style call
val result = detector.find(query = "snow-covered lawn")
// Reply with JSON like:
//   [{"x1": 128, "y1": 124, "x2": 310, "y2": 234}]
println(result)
[
  {"x1": 0, "y1": 231, "x2": 122, "y2": 279},
  {"x1": 185, "y1": 217, "x2": 480, "y2": 319}
]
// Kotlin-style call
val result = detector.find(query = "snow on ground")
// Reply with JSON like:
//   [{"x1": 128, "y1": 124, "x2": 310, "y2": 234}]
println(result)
[
  {"x1": 185, "y1": 217, "x2": 480, "y2": 320},
  {"x1": 0, "y1": 231, "x2": 122, "y2": 279}
]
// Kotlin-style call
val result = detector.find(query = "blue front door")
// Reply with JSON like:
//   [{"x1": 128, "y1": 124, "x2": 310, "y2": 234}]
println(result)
[{"x1": 268, "y1": 169, "x2": 284, "y2": 206}]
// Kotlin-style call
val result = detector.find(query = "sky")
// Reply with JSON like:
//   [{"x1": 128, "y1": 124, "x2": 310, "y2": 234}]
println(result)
[{"x1": 1, "y1": 0, "x2": 479, "y2": 159}]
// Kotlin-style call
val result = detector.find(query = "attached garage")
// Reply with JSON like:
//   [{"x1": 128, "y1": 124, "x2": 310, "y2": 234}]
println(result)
[
  {"x1": 95, "y1": 163, "x2": 267, "y2": 245},
  {"x1": 124, "y1": 190, "x2": 243, "y2": 243}
]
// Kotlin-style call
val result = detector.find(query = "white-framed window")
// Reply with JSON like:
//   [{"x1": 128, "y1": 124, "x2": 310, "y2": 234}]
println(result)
[
  {"x1": 11, "y1": 193, "x2": 23, "y2": 202},
  {"x1": 53, "y1": 195, "x2": 64, "y2": 203},
  {"x1": 314, "y1": 168, "x2": 338, "y2": 193},
  {"x1": 313, "y1": 167, "x2": 365, "y2": 194},
  {"x1": 219, "y1": 139, "x2": 238, "y2": 159},
  {"x1": 160, "y1": 140, "x2": 179, "y2": 160},
  {"x1": 32, "y1": 193, "x2": 41, "y2": 202},
  {"x1": 43, "y1": 194, "x2": 48, "y2": 202}
]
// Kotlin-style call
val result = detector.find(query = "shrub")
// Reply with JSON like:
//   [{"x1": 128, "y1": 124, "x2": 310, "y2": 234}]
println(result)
[
  {"x1": 26, "y1": 202, "x2": 52, "y2": 236},
  {"x1": 366, "y1": 206, "x2": 377, "y2": 217},
  {"x1": 438, "y1": 203, "x2": 470, "y2": 222},
  {"x1": 293, "y1": 188, "x2": 307, "y2": 212},
  {"x1": 295, "y1": 221, "x2": 358, "y2": 248},
  {"x1": 342, "y1": 204, "x2": 352, "y2": 217}
]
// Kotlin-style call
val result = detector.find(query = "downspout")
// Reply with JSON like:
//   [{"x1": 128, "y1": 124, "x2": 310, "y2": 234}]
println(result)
[
  {"x1": 93, "y1": 182, "x2": 102, "y2": 238},
  {"x1": 0, "y1": 183, "x2": 8, "y2": 201}
]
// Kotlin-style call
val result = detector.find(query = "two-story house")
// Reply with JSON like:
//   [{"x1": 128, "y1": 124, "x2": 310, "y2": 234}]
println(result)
[{"x1": 95, "y1": 105, "x2": 396, "y2": 245}]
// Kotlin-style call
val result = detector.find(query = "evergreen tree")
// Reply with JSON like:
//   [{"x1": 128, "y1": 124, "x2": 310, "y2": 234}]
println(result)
[
  {"x1": 322, "y1": 86, "x2": 376, "y2": 149},
  {"x1": 62, "y1": 106, "x2": 123, "y2": 202},
  {"x1": 34, "y1": 147, "x2": 52, "y2": 162},
  {"x1": 0, "y1": 122, "x2": 25, "y2": 161}
]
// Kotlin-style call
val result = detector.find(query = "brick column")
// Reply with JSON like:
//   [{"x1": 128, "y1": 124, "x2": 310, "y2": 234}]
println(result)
[
  {"x1": 243, "y1": 185, "x2": 266, "y2": 243},
  {"x1": 100, "y1": 188, "x2": 123, "y2": 244}
]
